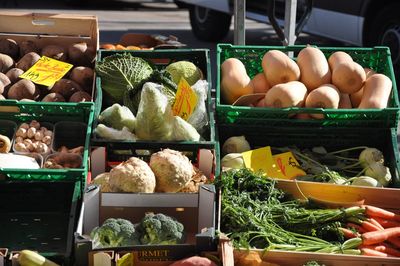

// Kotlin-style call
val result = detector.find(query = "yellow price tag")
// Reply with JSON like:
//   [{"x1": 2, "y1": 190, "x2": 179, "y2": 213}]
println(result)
[
  {"x1": 172, "y1": 77, "x2": 198, "y2": 120},
  {"x1": 242, "y1": 146, "x2": 276, "y2": 174},
  {"x1": 272, "y1": 151, "x2": 306, "y2": 180},
  {"x1": 19, "y1": 56, "x2": 73, "y2": 86}
]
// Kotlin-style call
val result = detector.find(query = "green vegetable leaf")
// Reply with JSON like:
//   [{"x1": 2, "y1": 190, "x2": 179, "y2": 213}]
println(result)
[{"x1": 95, "y1": 53, "x2": 153, "y2": 103}]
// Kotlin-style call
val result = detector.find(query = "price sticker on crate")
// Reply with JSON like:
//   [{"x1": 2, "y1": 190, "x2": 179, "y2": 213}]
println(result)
[
  {"x1": 19, "y1": 56, "x2": 73, "y2": 86},
  {"x1": 172, "y1": 77, "x2": 198, "y2": 120}
]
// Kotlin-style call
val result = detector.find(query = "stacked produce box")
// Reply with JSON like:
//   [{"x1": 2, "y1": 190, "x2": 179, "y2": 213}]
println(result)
[
  {"x1": 73, "y1": 48, "x2": 218, "y2": 265},
  {"x1": 0, "y1": 12, "x2": 98, "y2": 265},
  {"x1": 215, "y1": 43, "x2": 400, "y2": 265}
]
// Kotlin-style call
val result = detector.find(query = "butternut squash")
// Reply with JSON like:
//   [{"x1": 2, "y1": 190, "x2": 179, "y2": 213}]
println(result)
[
  {"x1": 262, "y1": 50, "x2": 300, "y2": 86},
  {"x1": 350, "y1": 67, "x2": 376, "y2": 107},
  {"x1": 297, "y1": 46, "x2": 331, "y2": 91},
  {"x1": 338, "y1": 93, "x2": 352, "y2": 109},
  {"x1": 358, "y1": 74, "x2": 392, "y2": 109},
  {"x1": 328, "y1": 51, "x2": 353, "y2": 70},
  {"x1": 332, "y1": 61, "x2": 366, "y2": 94},
  {"x1": 305, "y1": 84, "x2": 340, "y2": 119},
  {"x1": 264, "y1": 81, "x2": 307, "y2": 108},
  {"x1": 220, "y1": 58, "x2": 252, "y2": 104},
  {"x1": 250, "y1": 72, "x2": 271, "y2": 93}
]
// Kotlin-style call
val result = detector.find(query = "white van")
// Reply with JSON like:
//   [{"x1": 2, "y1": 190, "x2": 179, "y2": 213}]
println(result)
[{"x1": 178, "y1": 0, "x2": 400, "y2": 76}]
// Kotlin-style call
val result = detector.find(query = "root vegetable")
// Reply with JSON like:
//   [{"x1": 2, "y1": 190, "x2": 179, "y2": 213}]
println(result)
[
  {"x1": 14, "y1": 142, "x2": 29, "y2": 152},
  {"x1": 0, "y1": 94, "x2": 4, "y2": 100},
  {"x1": 0, "y1": 72, "x2": 11, "y2": 89},
  {"x1": 0, "y1": 134, "x2": 11, "y2": 153},
  {"x1": 42, "y1": 135, "x2": 51, "y2": 145},
  {"x1": 41, "y1": 44, "x2": 67, "y2": 61},
  {"x1": 358, "y1": 74, "x2": 392, "y2": 109},
  {"x1": 332, "y1": 61, "x2": 366, "y2": 94},
  {"x1": 68, "y1": 42, "x2": 96, "y2": 66},
  {"x1": 27, "y1": 127, "x2": 37, "y2": 139},
  {"x1": 5, "y1": 67, "x2": 23, "y2": 84},
  {"x1": 362, "y1": 227, "x2": 400, "y2": 246},
  {"x1": 149, "y1": 149, "x2": 194, "y2": 193},
  {"x1": 16, "y1": 128, "x2": 27, "y2": 138},
  {"x1": 69, "y1": 66, "x2": 94, "y2": 91},
  {"x1": 50, "y1": 79, "x2": 82, "y2": 99},
  {"x1": 0, "y1": 53, "x2": 14, "y2": 73},
  {"x1": 29, "y1": 120, "x2": 41, "y2": 130},
  {"x1": 359, "y1": 147, "x2": 384, "y2": 168},
  {"x1": 0, "y1": 81, "x2": 4, "y2": 95},
  {"x1": 220, "y1": 58, "x2": 252, "y2": 104},
  {"x1": 297, "y1": 46, "x2": 331, "y2": 91},
  {"x1": 15, "y1": 136, "x2": 23, "y2": 143},
  {"x1": 19, "y1": 40, "x2": 40, "y2": 56},
  {"x1": 305, "y1": 84, "x2": 340, "y2": 119},
  {"x1": 222, "y1": 136, "x2": 251, "y2": 155},
  {"x1": 250, "y1": 72, "x2": 270, "y2": 93},
  {"x1": 42, "y1": 92, "x2": 65, "y2": 102},
  {"x1": 262, "y1": 50, "x2": 300, "y2": 86},
  {"x1": 0, "y1": 38, "x2": 19, "y2": 59},
  {"x1": 16, "y1": 52, "x2": 40, "y2": 71},
  {"x1": 264, "y1": 81, "x2": 308, "y2": 108},
  {"x1": 69, "y1": 91, "x2": 92, "y2": 102},
  {"x1": 91, "y1": 173, "x2": 113, "y2": 192}
]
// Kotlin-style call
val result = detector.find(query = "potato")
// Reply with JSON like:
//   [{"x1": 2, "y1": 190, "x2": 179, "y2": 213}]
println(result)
[
  {"x1": 0, "y1": 38, "x2": 19, "y2": 59},
  {"x1": 41, "y1": 45, "x2": 67, "y2": 62},
  {"x1": 0, "y1": 72, "x2": 11, "y2": 87},
  {"x1": 69, "y1": 91, "x2": 92, "y2": 102},
  {"x1": 19, "y1": 40, "x2": 40, "y2": 57},
  {"x1": 0, "y1": 82, "x2": 4, "y2": 95},
  {"x1": 50, "y1": 78, "x2": 82, "y2": 99},
  {"x1": 69, "y1": 66, "x2": 94, "y2": 92},
  {"x1": 16, "y1": 52, "x2": 40, "y2": 71},
  {"x1": 0, "y1": 53, "x2": 14, "y2": 73},
  {"x1": 5, "y1": 68, "x2": 24, "y2": 83},
  {"x1": 68, "y1": 42, "x2": 95, "y2": 66},
  {"x1": 0, "y1": 94, "x2": 5, "y2": 100},
  {"x1": 42, "y1": 92, "x2": 65, "y2": 102},
  {"x1": 8, "y1": 79, "x2": 40, "y2": 100}
]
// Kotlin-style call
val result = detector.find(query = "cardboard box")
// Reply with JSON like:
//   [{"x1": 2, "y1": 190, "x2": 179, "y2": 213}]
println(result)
[
  {"x1": 75, "y1": 184, "x2": 217, "y2": 266},
  {"x1": 218, "y1": 180, "x2": 400, "y2": 266},
  {"x1": 119, "y1": 33, "x2": 186, "y2": 49}
]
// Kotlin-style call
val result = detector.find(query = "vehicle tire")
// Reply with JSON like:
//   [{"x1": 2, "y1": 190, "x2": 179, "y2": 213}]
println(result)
[
  {"x1": 174, "y1": 0, "x2": 189, "y2": 9},
  {"x1": 189, "y1": 5, "x2": 232, "y2": 42},
  {"x1": 367, "y1": 4, "x2": 400, "y2": 78}
]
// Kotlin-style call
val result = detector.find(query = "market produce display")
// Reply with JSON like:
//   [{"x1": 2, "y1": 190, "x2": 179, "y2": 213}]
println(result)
[
  {"x1": 0, "y1": 38, "x2": 95, "y2": 102},
  {"x1": 91, "y1": 148, "x2": 208, "y2": 193},
  {"x1": 95, "y1": 54, "x2": 209, "y2": 141},
  {"x1": 90, "y1": 213, "x2": 185, "y2": 248},
  {"x1": 221, "y1": 137, "x2": 393, "y2": 187},
  {"x1": 220, "y1": 46, "x2": 393, "y2": 115},
  {"x1": 215, "y1": 168, "x2": 400, "y2": 258}
]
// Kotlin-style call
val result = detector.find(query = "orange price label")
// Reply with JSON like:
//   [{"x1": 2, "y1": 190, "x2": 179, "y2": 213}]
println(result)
[
  {"x1": 19, "y1": 56, "x2": 73, "y2": 86},
  {"x1": 172, "y1": 77, "x2": 198, "y2": 120}
]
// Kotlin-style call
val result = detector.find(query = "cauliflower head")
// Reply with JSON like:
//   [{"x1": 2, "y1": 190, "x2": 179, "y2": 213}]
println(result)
[
  {"x1": 137, "y1": 213, "x2": 185, "y2": 245},
  {"x1": 90, "y1": 218, "x2": 140, "y2": 248},
  {"x1": 149, "y1": 149, "x2": 194, "y2": 192},
  {"x1": 109, "y1": 157, "x2": 156, "y2": 193}
]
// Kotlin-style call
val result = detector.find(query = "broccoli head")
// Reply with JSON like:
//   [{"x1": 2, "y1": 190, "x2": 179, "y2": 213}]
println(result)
[
  {"x1": 90, "y1": 218, "x2": 140, "y2": 248},
  {"x1": 138, "y1": 213, "x2": 185, "y2": 245}
]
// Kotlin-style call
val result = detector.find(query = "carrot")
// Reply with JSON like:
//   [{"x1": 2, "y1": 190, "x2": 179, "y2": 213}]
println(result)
[
  {"x1": 373, "y1": 217, "x2": 400, "y2": 228},
  {"x1": 360, "y1": 247, "x2": 392, "y2": 257},
  {"x1": 361, "y1": 220, "x2": 383, "y2": 232},
  {"x1": 387, "y1": 237, "x2": 400, "y2": 249},
  {"x1": 363, "y1": 205, "x2": 398, "y2": 220},
  {"x1": 362, "y1": 227, "x2": 400, "y2": 245},
  {"x1": 340, "y1": 227, "x2": 359, "y2": 239},
  {"x1": 359, "y1": 244, "x2": 400, "y2": 257},
  {"x1": 368, "y1": 218, "x2": 385, "y2": 230},
  {"x1": 347, "y1": 223, "x2": 366, "y2": 234}
]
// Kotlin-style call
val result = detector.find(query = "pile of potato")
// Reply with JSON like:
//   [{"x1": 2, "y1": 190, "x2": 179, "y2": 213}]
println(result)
[{"x1": 0, "y1": 38, "x2": 95, "y2": 102}]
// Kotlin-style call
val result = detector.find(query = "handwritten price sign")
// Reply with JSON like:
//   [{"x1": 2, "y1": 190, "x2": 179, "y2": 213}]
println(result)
[
  {"x1": 172, "y1": 77, "x2": 198, "y2": 120},
  {"x1": 19, "y1": 56, "x2": 73, "y2": 86}
]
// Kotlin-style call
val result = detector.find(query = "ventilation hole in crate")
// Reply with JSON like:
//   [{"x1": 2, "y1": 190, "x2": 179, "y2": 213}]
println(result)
[
  {"x1": 20, "y1": 223, "x2": 29, "y2": 226},
  {"x1": 10, "y1": 218, "x2": 18, "y2": 222},
  {"x1": 53, "y1": 237, "x2": 61, "y2": 240},
  {"x1": 41, "y1": 242, "x2": 48, "y2": 245},
  {"x1": 29, "y1": 237, "x2": 38, "y2": 240},
  {"x1": 33, "y1": 218, "x2": 41, "y2": 222}
]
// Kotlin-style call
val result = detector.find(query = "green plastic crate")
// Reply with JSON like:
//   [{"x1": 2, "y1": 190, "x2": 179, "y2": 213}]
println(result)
[
  {"x1": 217, "y1": 124, "x2": 400, "y2": 187},
  {"x1": 92, "y1": 49, "x2": 216, "y2": 148},
  {"x1": 216, "y1": 44, "x2": 399, "y2": 127},
  {"x1": 0, "y1": 180, "x2": 81, "y2": 265},
  {"x1": 0, "y1": 101, "x2": 94, "y2": 185}
]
